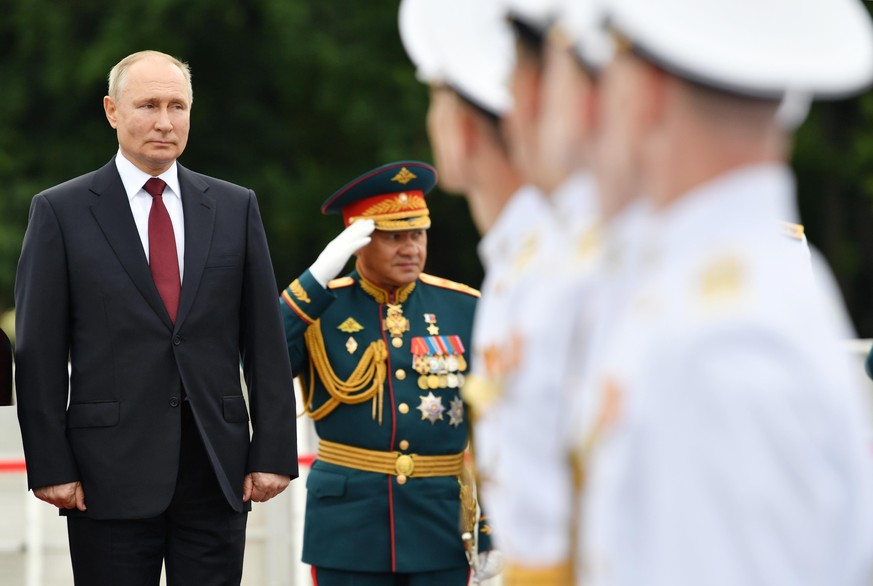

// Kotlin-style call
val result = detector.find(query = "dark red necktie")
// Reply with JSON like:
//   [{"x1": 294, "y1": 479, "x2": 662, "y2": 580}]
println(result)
[{"x1": 144, "y1": 178, "x2": 181, "y2": 323}]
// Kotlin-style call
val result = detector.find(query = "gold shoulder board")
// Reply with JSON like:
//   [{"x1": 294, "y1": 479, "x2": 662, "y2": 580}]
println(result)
[
  {"x1": 419, "y1": 273, "x2": 481, "y2": 298},
  {"x1": 780, "y1": 221, "x2": 805, "y2": 241},
  {"x1": 328, "y1": 276, "x2": 355, "y2": 289}
]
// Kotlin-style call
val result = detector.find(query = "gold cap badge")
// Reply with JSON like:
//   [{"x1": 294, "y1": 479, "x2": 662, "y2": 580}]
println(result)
[{"x1": 391, "y1": 167, "x2": 417, "y2": 185}]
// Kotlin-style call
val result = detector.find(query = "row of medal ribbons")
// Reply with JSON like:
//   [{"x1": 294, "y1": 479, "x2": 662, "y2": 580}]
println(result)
[{"x1": 410, "y1": 335, "x2": 468, "y2": 390}]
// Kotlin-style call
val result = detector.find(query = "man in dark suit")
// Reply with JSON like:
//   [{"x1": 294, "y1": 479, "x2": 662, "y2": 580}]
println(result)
[{"x1": 14, "y1": 50, "x2": 297, "y2": 586}]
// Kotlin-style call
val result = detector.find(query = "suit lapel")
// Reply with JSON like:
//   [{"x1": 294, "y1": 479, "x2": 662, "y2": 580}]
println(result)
[
  {"x1": 89, "y1": 159, "x2": 175, "y2": 330},
  {"x1": 175, "y1": 164, "x2": 215, "y2": 331}
]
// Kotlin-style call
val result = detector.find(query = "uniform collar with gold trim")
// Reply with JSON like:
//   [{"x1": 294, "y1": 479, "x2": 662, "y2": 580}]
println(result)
[{"x1": 355, "y1": 264, "x2": 417, "y2": 305}]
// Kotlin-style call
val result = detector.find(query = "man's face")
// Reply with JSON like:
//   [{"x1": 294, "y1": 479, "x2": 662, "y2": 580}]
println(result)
[
  {"x1": 426, "y1": 87, "x2": 466, "y2": 194},
  {"x1": 504, "y1": 46, "x2": 542, "y2": 186},
  {"x1": 536, "y1": 41, "x2": 595, "y2": 192},
  {"x1": 104, "y1": 56, "x2": 191, "y2": 175},
  {"x1": 356, "y1": 229, "x2": 428, "y2": 290},
  {"x1": 593, "y1": 53, "x2": 648, "y2": 217}
]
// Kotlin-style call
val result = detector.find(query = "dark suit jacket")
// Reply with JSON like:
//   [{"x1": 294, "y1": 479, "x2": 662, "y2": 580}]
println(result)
[
  {"x1": 0, "y1": 330, "x2": 11, "y2": 406},
  {"x1": 14, "y1": 158, "x2": 298, "y2": 519}
]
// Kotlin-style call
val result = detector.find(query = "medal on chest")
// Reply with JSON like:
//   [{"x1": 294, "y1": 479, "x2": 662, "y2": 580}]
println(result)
[
  {"x1": 411, "y1": 334, "x2": 468, "y2": 390},
  {"x1": 384, "y1": 303, "x2": 410, "y2": 348}
]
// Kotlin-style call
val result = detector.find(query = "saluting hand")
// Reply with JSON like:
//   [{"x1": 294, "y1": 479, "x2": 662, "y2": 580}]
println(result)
[
  {"x1": 243, "y1": 472, "x2": 291, "y2": 503},
  {"x1": 34, "y1": 481, "x2": 86, "y2": 511},
  {"x1": 309, "y1": 219, "x2": 375, "y2": 287}
]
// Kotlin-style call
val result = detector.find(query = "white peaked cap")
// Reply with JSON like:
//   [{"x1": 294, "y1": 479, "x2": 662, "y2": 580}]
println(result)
[
  {"x1": 553, "y1": 0, "x2": 613, "y2": 72},
  {"x1": 606, "y1": 0, "x2": 873, "y2": 99},
  {"x1": 399, "y1": 0, "x2": 445, "y2": 84},
  {"x1": 399, "y1": 0, "x2": 515, "y2": 115},
  {"x1": 503, "y1": 0, "x2": 563, "y2": 33}
]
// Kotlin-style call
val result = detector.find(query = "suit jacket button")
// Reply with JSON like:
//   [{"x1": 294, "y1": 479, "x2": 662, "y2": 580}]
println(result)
[
  {"x1": 169, "y1": 397, "x2": 180, "y2": 407},
  {"x1": 173, "y1": 336, "x2": 182, "y2": 346}
]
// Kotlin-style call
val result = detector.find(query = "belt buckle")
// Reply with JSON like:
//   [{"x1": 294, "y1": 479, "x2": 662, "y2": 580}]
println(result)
[{"x1": 395, "y1": 453, "x2": 415, "y2": 477}]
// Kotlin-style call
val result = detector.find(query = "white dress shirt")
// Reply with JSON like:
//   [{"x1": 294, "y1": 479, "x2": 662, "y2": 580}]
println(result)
[{"x1": 114, "y1": 150, "x2": 185, "y2": 280}]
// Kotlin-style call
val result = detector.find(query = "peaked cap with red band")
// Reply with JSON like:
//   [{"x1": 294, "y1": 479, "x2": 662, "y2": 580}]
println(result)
[{"x1": 321, "y1": 161, "x2": 438, "y2": 232}]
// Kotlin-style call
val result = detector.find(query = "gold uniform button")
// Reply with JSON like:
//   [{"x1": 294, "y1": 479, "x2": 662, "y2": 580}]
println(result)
[
  {"x1": 392, "y1": 338, "x2": 403, "y2": 348},
  {"x1": 395, "y1": 369, "x2": 407, "y2": 380},
  {"x1": 398, "y1": 403, "x2": 409, "y2": 414},
  {"x1": 396, "y1": 474, "x2": 408, "y2": 485},
  {"x1": 399, "y1": 440, "x2": 410, "y2": 451}
]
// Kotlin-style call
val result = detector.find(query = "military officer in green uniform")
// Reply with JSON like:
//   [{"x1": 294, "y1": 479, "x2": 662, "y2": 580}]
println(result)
[{"x1": 281, "y1": 161, "x2": 494, "y2": 585}]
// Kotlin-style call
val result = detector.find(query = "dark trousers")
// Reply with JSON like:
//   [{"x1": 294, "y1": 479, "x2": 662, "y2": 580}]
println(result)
[
  {"x1": 311, "y1": 566, "x2": 471, "y2": 586},
  {"x1": 67, "y1": 401, "x2": 248, "y2": 586}
]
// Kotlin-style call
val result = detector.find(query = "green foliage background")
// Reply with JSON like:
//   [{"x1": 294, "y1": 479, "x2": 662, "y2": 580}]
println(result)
[{"x1": 1, "y1": 0, "x2": 873, "y2": 336}]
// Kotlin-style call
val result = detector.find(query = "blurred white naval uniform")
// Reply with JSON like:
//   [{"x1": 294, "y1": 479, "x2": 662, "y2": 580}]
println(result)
[
  {"x1": 570, "y1": 0, "x2": 873, "y2": 581},
  {"x1": 578, "y1": 165, "x2": 873, "y2": 586},
  {"x1": 466, "y1": 182, "x2": 549, "y2": 469},
  {"x1": 468, "y1": 0, "x2": 622, "y2": 579},
  {"x1": 399, "y1": 0, "x2": 539, "y2": 580},
  {"x1": 471, "y1": 170, "x2": 603, "y2": 584},
  {"x1": 456, "y1": 0, "x2": 605, "y2": 580}
]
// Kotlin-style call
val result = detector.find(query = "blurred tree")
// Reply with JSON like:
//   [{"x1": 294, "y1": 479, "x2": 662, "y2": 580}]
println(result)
[
  {"x1": 0, "y1": 0, "x2": 483, "y2": 314},
  {"x1": 794, "y1": 87, "x2": 873, "y2": 336},
  {"x1": 777, "y1": 4, "x2": 873, "y2": 338},
  {"x1": 1, "y1": 0, "x2": 873, "y2": 338}
]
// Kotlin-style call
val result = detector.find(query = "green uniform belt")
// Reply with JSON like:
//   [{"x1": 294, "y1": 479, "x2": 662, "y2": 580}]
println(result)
[{"x1": 317, "y1": 439, "x2": 465, "y2": 479}]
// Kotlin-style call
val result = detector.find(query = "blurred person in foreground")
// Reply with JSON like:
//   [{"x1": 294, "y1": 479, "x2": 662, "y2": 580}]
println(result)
[
  {"x1": 573, "y1": 0, "x2": 873, "y2": 584},
  {"x1": 14, "y1": 50, "x2": 297, "y2": 586},
  {"x1": 401, "y1": 1, "x2": 570, "y2": 581},
  {"x1": 399, "y1": 0, "x2": 526, "y2": 238},
  {"x1": 467, "y1": 0, "x2": 629, "y2": 581},
  {"x1": 280, "y1": 161, "x2": 491, "y2": 585}
]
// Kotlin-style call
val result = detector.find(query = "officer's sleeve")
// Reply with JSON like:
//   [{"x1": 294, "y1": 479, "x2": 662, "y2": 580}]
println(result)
[
  {"x1": 239, "y1": 190, "x2": 298, "y2": 477},
  {"x1": 279, "y1": 269, "x2": 338, "y2": 375}
]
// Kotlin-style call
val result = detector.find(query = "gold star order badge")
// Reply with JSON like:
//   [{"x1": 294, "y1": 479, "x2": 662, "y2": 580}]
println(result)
[
  {"x1": 424, "y1": 313, "x2": 439, "y2": 335},
  {"x1": 417, "y1": 391, "x2": 445, "y2": 424},
  {"x1": 448, "y1": 396, "x2": 464, "y2": 427}
]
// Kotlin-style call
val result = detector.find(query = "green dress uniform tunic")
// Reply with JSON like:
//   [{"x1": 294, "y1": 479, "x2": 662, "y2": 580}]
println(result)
[{"x1": 281, "y1": 266, "x2": 490, "y2": 575}]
